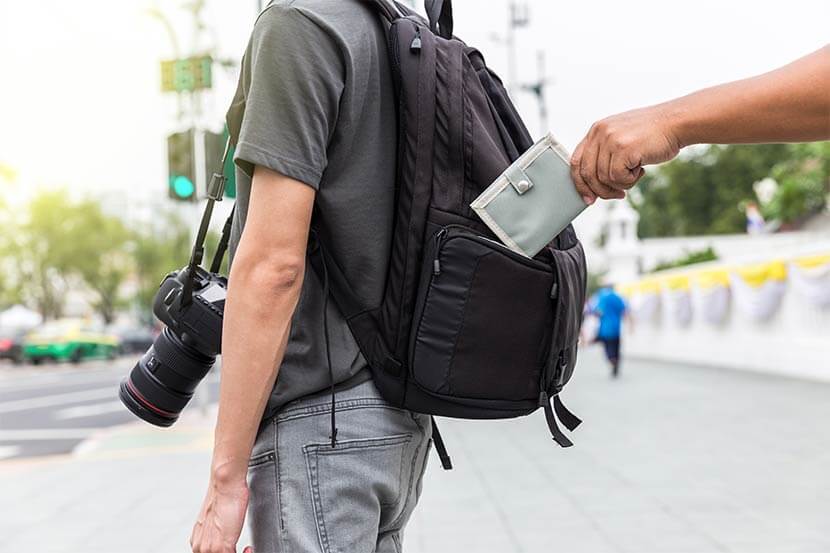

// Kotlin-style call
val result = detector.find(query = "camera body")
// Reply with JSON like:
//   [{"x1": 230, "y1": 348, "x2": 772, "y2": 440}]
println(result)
[
  {"x1": 119, "y1": 266, "x2": 227, "y2": 427},
  {"x1": 154, "y1": 266, "x2": 227, "y2": 356}
]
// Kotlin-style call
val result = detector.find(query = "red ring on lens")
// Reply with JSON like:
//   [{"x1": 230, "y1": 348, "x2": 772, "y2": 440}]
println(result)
[{"x1": 126, "y1": 378, "x2": 178, "y2": 419}]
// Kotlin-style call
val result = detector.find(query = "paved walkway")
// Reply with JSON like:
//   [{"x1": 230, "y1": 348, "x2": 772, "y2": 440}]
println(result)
[{"x1": 1, "y1": 348, "x2": 828, "y2": 553}]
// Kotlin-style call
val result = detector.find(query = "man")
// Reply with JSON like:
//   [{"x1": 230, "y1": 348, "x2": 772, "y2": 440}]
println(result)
[
  {"x1": 591, "y1": 285, "x2": 628, "y2": 378},
  {"x1": 189, "y1": 2, "x2": 431, "y2": 553},
  {"x1": 571, "y1": 45, "x2": 830, "y2": 202}
]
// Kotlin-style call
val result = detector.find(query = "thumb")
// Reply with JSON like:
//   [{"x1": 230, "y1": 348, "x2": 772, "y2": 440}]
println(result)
[{"x1": 243, "y1": 547, "x2": 253, "y2": 553}]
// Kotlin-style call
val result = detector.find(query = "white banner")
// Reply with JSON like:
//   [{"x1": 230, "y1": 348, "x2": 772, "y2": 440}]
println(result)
[
  {"x1": 668, "y1": 289, "x2": 693, "y2": 327},
  {"x1": 699, "y1": 286, "x2": 731, "y2": 326},
  {"x1": 789, "y1": 261, "x2": 830, "y2": 308},
  {"x1": 729, "y1": 275, "x2": 786, "y2": 322},
  {"x1": 631, "y1": 293, "x2": 661, "y2": 324}
]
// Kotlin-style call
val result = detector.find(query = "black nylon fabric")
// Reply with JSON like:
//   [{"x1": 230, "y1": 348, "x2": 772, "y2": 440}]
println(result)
[{"x1": 316, "y1": 1, "x2": 588, "y2": 439}]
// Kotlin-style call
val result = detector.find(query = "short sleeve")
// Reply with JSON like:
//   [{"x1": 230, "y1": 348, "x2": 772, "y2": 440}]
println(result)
[{"x1": 232, "y1": 5, "x2": 345, "y2": 189}]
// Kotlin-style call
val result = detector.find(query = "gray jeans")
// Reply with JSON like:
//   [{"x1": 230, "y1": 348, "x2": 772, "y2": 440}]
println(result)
[{"x1": 246, "y1": 378, "x2": 432, "y2": 552}]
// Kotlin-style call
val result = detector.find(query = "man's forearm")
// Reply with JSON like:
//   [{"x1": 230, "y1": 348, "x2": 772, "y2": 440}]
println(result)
[
  {"x1": 668, "y1": 45, "x2": 830, "y2": 147},
  {"x1": 210, "y1": 256, "x2": 304, "y2": 484},
  {"x1": 570, "y1": 45, "x2": 829, "y2": 202}
]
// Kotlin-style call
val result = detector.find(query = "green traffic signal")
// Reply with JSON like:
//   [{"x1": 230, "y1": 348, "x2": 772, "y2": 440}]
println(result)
[
  {"x1": 171, "y1": 175, "x2": 195, "y2": 199},
  {"x1": 167, "y1": 130, "x2": 196, "y2": 202}
]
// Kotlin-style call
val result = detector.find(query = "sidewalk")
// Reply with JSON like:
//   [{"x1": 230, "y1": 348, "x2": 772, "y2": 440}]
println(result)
[{"x1": 2, "y1": 348, "x2": 829, "y2": 553}]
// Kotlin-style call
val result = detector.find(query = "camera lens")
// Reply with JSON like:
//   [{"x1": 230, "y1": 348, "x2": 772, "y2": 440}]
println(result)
[{"x1": 119, "y1": 327, "x2": 216, "y2": 427}]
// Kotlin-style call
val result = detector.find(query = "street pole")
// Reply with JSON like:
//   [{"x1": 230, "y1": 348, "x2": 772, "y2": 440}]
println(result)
[
  {"x1": 536, "y1": 50, "x2": 549, "y2": 134},
  {"x1": 506, "y1": 1, "x2": 529, "y2": 97},
  {"x1": 520, "y1": 50, "x2": 551, "y2": 137}
]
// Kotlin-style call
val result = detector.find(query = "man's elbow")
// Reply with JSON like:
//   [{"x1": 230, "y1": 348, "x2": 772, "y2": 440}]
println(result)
[{"x1": 236, "y1": 254, "x2": 306, "y2": 296}]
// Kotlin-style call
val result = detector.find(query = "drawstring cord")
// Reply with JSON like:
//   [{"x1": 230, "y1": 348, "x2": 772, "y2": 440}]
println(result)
[{"x1": 319, "y1": 244, "x2": 338, "y2": 448}]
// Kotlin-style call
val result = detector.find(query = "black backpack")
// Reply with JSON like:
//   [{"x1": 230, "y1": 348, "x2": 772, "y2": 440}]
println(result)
[{"x1": 308, "y1": 0, "x2": 588, "y2": 470}]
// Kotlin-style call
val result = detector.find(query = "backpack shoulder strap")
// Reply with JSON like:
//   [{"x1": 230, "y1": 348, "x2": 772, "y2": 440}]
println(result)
[
  {"x1": 424, "y1": 0, "x2": 453, "y2": 38},
  {"x1": 360, "y1": 0, "x2": 402, "y2": 22}
]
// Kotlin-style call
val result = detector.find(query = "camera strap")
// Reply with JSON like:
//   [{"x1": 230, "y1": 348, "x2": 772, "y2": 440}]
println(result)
[{"x1": 182, "y1": 137, "x2": 235, "y2": 305}]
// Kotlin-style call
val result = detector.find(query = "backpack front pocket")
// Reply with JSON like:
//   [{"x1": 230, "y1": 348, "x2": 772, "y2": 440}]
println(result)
[
  {"x1": 409, "y1": 226, "x2": 555, "y2": 402},
  {"x1": 544, "y1": 242, "x2": 587, "y2": 393}
]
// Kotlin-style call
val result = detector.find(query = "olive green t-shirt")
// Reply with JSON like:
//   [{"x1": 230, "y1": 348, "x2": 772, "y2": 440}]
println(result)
[{"x1": 225, "y1": 0, "x2": 396, "y2": 421}]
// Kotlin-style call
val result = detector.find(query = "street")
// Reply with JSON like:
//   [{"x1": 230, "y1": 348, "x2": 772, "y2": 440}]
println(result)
[
  {"x1": 0, "y1": 357, "x2": 220, "y2": 460},
  {"x1": 1, "y1": 347, "x2": 828, "y2": 553}
]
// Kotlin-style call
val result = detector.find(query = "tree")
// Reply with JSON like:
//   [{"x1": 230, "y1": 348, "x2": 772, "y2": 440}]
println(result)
[
  {"x1": 633, "y1": 144, "x2": 791, "y2": 238},
  {"x1": 131, "y1": 212, "x2": 193, "y2": 323},
  {"x1": 5, "y1": 190, "x2": 79, "y2": 319},
  {"x1": 66, "y1": 200, "x2": 132, "y2": 324},
  {"x1": 764, "y1": 142, "x2": 830, "y2": 225},
  {"x1": 2, "y1": 191, "x2": 135, "y2": 322}
]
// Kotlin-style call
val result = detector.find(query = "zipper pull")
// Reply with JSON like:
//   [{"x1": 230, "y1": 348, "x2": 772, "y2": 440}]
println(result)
[
  {"x1": 538, "y1": 390, "x2": 549, "y2": 408},
  {"x1": 433, "y1": 228, "x2": 448, "y2": 275},
  {"x1": 410, "y1": 27, "x2": 422, "y2": 52}
]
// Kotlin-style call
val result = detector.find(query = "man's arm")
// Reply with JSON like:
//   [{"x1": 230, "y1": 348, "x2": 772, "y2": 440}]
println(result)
[
  {"x1": 571, "y1": 45, "x2": 830, "y2": 203},
  {"x1": 190, "y1": 166, "x2": 315, "y2": 553}
]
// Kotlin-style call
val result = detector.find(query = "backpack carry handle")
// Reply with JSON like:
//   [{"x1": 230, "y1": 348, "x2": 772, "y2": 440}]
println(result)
[{"x1": 425, "y1": 0, "x2": 453, "y2": 39}]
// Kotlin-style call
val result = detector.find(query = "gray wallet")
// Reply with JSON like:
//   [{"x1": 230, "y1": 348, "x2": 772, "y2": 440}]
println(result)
[{"x1": 470, "y1": 133, "x2": 588, "y2": 258}]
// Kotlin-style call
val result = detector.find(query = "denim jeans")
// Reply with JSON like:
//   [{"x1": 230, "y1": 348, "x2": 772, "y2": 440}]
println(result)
[{"x1": 246, "y1": 378, "x2": 432, "y2": 553}]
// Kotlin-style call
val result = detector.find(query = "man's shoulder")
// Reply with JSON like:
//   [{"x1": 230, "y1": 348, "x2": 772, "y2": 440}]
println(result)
[{"x1": 259, "y1": 0, "x2": 379, "y2": 34}]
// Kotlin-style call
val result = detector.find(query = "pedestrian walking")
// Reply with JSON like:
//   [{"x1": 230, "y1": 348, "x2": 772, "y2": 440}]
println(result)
[{"x1": 590, "y1": 285, "x2": 629, "y2": 378}]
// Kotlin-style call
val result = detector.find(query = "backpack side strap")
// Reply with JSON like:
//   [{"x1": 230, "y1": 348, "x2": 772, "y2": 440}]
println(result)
[{"x1": 431, "y1": 417, "x2": 453, "y2": 470}]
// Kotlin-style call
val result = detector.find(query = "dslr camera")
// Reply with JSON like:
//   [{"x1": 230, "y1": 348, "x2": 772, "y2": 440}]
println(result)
[
  {"x1": 119, "y1": 145, "x2": 232, "y2": 427},
  {"x1": 119, "y1": 266, "x2": 226, "y2": 427}
]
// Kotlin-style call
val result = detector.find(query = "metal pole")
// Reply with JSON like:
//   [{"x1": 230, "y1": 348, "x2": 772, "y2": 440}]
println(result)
[
  {"x1": 507, "y1": 3, "x2": 516, "y2": 97},
  {"x1": 537, "y1": 50, "x2": 548, "y2": 134},
  {"x1": 506, "y1": 1, "x2": 529, "y2": 97}
]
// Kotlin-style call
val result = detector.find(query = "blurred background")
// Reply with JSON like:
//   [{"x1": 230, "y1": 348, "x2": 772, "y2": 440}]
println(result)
[{"x1": 0, "y1": 1, "x2": 828, "y2": 552}]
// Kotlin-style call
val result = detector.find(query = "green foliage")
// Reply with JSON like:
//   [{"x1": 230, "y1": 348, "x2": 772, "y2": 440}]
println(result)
[
  {"x1": 1, "y1": 190, "x2": 235, "y2": 323},
  {"x1": 68, "y1": 201, "x2": 132, "y2": 324},
  {"x1": 633, "y1": 144, "x2": 794, "y2": 237},
  {"x1": 652, "y1": 247, "x2": 718, "y2": 272},
  {"x1": 4, "y1": 190, "x2": 78, "y2": 319},
  {"x1": 763, "y1": 142, "x2": 830, "y2": 224},
  {"x1": 131, "y1": 212, "x2": 193, "y2": 323}
]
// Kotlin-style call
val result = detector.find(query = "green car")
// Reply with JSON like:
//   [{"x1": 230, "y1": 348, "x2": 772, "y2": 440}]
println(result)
[{"x1": 23, "y1": 319, "x2": 120, "y2": 364}]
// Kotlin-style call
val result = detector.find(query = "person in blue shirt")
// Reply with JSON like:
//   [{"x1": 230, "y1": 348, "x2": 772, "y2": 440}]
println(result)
[{"x1": 591, "y1": 285, "x2": 629, "y2": 378}]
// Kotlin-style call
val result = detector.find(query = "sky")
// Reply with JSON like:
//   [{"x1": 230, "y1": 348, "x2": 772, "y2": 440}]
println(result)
[{"x1": 0, "y1": 0, "x2": 828, "y2": 231}]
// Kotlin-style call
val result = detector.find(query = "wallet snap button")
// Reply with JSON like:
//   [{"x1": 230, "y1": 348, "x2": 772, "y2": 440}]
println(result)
[{"x1": 516, "y1": 179, "x2": 531, "y2": 193}]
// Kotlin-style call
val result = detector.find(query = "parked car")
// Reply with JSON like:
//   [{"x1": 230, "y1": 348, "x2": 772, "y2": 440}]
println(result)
[
  {"x1": 0, "y1": 327, "x2": 27, "y2": 364},
  {"x1": 23, "y1": 319, "x2": 120, "y2": 364},
  {"x1": 108, "y1": 324, "x2": 155, "y2": 354}
]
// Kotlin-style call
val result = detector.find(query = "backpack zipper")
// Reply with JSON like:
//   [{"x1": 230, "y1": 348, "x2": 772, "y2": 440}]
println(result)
[
  {"x1": 410, "y1": 26, "x2": 422, "y2": 52},
  {"x1": 432, "y1": 228, "x2": 449, "y2": 275},
  {"x1": 433, "y1": 225, "x2": 551, "y2": 273}
]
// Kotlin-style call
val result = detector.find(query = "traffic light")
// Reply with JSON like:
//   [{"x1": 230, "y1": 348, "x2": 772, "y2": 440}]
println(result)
[{"x1": 167, "y1": 130, "x2": 196, "y2": 202}]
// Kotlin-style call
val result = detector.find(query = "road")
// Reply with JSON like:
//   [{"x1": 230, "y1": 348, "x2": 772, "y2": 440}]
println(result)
[
  {"x1": 0, "y1": 357, "x2": 220, "y2": 460},
  {"x1": 1, "y1": 347, "x2": 829, "y2": 552}
]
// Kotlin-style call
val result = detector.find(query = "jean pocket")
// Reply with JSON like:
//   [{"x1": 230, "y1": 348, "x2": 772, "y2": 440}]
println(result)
[
  {"x1": 247, "y1": 451, "x2": 275, "y2": 469},
  {"x1": 303, "y1": 434, "x2": 414, "y2": 553},
  {"x1": 246, "y1": 450, "x2": 279, "y2": 553}
]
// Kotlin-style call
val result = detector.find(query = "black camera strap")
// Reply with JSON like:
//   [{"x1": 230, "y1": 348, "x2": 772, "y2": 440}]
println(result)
[{"x1": 182, "y1": 137, "x2": 235, "y2": 306}]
